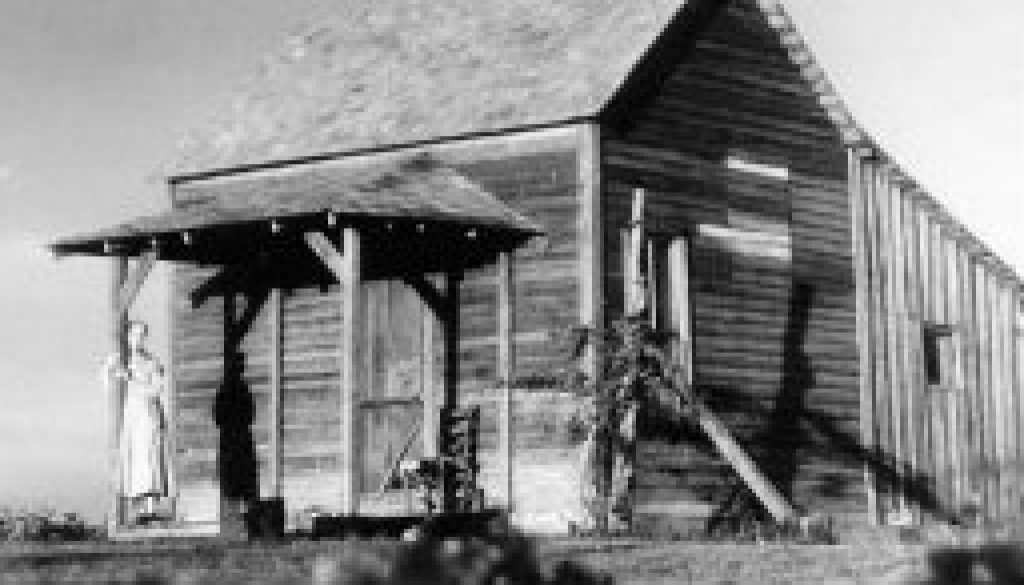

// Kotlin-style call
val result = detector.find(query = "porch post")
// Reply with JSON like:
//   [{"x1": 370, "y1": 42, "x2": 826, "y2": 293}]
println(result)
[
  {"x1": 109, "y1": 256, "x2": 129, "y2": 534},
  {"x1": 340, "y1": 228, "x2": 363, "y2": 515}
]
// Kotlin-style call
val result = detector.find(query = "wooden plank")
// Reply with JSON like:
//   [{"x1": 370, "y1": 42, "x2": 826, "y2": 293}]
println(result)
[
  {"x1": 1007, "y1": 285, "x2": 1019, "y2": 521},
  {"x1": 884, "y1": 173, "x2": 907, "y2": 513},
  {"x1": 945, "y1": 238, "x2": 964, "y2": 511},
  {"x1": 497, "y1": 251, "x2": 514, "y2": 509},
  {"x1": 670, "y1": 371, "x2": 797, "y2": 524},
  {"x1": 958, "y1": 247, "x2": 979, "y2": 518},
  {"x1": 1011, "y1": 297, "x2": 1019, "y2": 522},
  {"x1": 421, "y1": 274, "x2": 442, "y2": 460},
  {"x1": 339, "y1": 228, "x2": 363, "y2": 514},
  {"x1": 626, "y1": 188, "x2": 647, "y2": 316},
  {"x1": 268, "y1": 288, "x2": 283, "y2": 499},
  {"x1": 578, "y1": 122, "x2": 602, "y2": 379},
  {"x1": 669, "y1": 238, "x2": 693, "y2": 385},
  {"x1": 849, "y1": 153, "x2": 878, "y2": 523},
  {"x1": 916, "y1": 207, "x2": 933, "y2": 514},
  {"x1": 997, "y1": 281, "x2": 1012, "y2": 516},
  {"x1": 901, "y1": 191, "x2": 922, "y2": 522},
  {"x1": 930, "y1": 221, "x2": 949, "y2": 514},
  {"x1": 866, "y1": 162, "x2": 891, "y2": 519},
  {"x1": 976, "y1": 264, "x2": 993, "y2": 520}
]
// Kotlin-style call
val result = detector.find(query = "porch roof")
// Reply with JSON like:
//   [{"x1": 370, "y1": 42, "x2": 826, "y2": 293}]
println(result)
[{"x1": 50, "y1": 156, "x2": 543, "y2": 259}]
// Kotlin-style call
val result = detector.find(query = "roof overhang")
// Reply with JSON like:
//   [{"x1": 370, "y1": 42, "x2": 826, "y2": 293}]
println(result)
[{"x1": 50, "y1": 156, "x2": 543, "y2": 267}]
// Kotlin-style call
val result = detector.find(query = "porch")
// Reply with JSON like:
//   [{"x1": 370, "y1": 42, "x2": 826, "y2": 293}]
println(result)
[{"x1": 50, "y1": 155, "x2": 541, "y2": 539}]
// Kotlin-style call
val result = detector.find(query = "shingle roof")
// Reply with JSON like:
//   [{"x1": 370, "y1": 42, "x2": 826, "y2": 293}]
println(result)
[
  {"x1": 51, "y1": 156, "x2": 542, "y2": 257},
  {"x1": 168, "y1": 0, "x2": 686, "y2": 177}
]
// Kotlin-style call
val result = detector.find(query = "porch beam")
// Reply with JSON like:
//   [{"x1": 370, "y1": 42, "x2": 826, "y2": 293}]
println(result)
[
  {"x1": 304, "y1": 231, "x2": 345, "y2": 280},
  {"x1": 116, "y1": 250, "x2": 157, "y2": 316}
]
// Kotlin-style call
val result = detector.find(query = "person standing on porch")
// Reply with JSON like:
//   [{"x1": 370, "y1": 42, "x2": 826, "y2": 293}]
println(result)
[{"x1": 103, "y1": 320, "x2": 169, "y2": 522}]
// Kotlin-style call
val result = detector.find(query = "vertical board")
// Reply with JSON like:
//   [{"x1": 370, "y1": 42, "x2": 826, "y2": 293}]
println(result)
[
  {"x1": 901, "y1": 191, "x2": 922, "y2": 520},
  {"x1": 850, "y1": 153, "x2": 878, "y2": 523},
  {"x1": 867, "y1": 163, "x2": 892, "y2": 516},
  {"x1": 884, "y1": 174, "x2": 907, "y2": 511}
]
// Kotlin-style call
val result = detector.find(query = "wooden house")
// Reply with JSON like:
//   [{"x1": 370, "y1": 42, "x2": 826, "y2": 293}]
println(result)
[{"x1": 52, "y1": 0, "x2": 1024, "y2": 539}]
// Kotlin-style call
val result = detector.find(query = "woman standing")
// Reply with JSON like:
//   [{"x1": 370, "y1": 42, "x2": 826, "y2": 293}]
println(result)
[{"x1": 103, "y1": 320, "x2": 169, "y2": 523}]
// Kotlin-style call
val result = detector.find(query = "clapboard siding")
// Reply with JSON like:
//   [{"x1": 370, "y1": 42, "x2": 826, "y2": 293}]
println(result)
[{"x1": 602, "y1": 0, "x2": 857, "y2": 528}]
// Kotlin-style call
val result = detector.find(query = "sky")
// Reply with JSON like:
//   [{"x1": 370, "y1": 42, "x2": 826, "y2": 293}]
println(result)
[{"x1": 0, "y1": 0, "x2": 1021, "y2": 522}]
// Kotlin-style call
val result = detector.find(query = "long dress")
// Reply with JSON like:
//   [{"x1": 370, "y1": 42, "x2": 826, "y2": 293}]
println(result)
[{"x1": 119, "y1": 358, "x2": 168, "y2": 498}]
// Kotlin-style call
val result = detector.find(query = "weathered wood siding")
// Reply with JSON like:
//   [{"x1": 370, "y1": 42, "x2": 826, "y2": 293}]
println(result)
[
  {"x1": 169, "y1": 126, "x2": 584, "y2": 532},
  {"x1": 850, "y1": 153, "x2": 1024, "y2": 525},
  {"x1": 601, "y1": 0, "x2": 859, "y2": 530}
]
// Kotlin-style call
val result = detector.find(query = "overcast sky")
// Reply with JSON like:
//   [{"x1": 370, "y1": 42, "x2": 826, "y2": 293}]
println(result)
[{"x1": 0, "y1": 0, "x2": 1021, "y2": 521}]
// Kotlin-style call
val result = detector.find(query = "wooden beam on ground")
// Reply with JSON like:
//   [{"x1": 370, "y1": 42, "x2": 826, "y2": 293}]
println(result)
[
  {"x1": 304, "y1": 232, "x2": 345, "y2": 280},
  {"x1": 116, "y1": 250, "x2": 157, "y2": 316},
  {"x1": 497, "y1": 251, "x2": 515, "y2": 510},
  {"x1": 338, "y1": 228, "x2": 363, "y2": 515},
  {"x1": 669, "y1": 371, "x2": 797, "y2": 524}
]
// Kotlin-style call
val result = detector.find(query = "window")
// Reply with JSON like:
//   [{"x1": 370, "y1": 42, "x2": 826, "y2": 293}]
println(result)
[{"x1": 923, "y1": 323, "x2": 953, "y2": 386}]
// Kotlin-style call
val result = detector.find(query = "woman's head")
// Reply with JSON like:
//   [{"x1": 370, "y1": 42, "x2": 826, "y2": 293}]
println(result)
[{"x1": 126, "y1": 320, "x2": 149, "y2": 352}]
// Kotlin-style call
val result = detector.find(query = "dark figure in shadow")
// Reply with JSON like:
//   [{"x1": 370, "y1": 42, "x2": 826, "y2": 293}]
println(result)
[{"x1": 214, "y1": 293, "x2": 261, "y2": 532}]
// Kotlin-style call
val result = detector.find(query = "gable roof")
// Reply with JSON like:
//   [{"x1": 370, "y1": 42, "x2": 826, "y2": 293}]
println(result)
[
  {"x1": 162, "y1": 0, "x2": 1018, "y2": 282},
  {"x1": 168, "y1": 0, "x2": 686, "y2": 178}
]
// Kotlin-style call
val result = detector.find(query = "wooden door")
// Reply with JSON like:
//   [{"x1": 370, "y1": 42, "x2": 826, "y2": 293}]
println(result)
[{"x1": 358, "y1": 279, "x2": 437, "y2": 514}]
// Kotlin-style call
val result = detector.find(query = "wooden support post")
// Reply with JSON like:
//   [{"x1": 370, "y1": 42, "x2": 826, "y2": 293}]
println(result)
[
  {"x1": 109, "y1": 256, "x2": 129, "y2": 534},
  {"x1": 337, "y1": 229, "x2": 362, "y2": 515},
  {"x1": 578, "y1": 122, "x2": 602, "y2": 380},
  {"x1": 443, "y1": 270, "x2": 461, "y2": 411},
  {"x1": 268, "y1": 288, "x2": 283, "y2": 501},
  {"x1": 339, "y1": 228, "x2": 363, "y2": 515},
  {"x1": 626, "y1": 188, "x2": 646, "y2": 317},
  {"x1": 497, "y1": 252, "x2": 515, "y2": 510},
  {"x1": 668, "y1": 238, "x2": 693, "y2": 385}
]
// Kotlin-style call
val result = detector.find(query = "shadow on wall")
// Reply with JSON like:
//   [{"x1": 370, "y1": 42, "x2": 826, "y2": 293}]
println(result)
[
  {"x1": 672, "y1": 278, "x2": 967, "y2": 530},
  {"x1": 214, "y1": 291, "x2": 265, "y2": 529}
]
